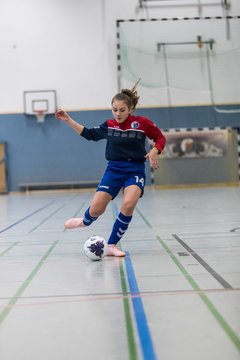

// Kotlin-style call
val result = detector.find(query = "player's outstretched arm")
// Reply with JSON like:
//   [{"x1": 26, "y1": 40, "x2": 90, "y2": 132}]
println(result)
[{"x1": 55, "y1": 109, "x2": 84, "y2": 135}]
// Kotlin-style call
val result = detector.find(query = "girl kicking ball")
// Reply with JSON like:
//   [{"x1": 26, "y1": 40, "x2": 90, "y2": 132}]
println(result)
[{"x1": 55, "y1": 82, "x2": 166, "y2": 257}]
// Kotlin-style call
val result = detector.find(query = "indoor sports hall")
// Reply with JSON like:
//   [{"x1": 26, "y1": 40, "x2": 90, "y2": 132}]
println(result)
[{"x1": 0, "y1": 1, "x2": 240, "y2": 360}]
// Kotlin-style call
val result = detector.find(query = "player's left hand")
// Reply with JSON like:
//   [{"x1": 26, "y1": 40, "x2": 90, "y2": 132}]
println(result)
[{"x1": 145, "y1": 148, "x2": 159, "y2": 170}]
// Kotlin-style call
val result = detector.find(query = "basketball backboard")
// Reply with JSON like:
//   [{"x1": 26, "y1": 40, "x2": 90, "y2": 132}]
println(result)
[{"x1": 23, "y1": 90, "x2": 57, "y2": 122}]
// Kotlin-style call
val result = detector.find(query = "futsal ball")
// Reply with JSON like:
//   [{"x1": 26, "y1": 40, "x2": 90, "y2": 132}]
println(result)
[{"x1": 83, "y1": 235, "x2": 108, "y2": 261}]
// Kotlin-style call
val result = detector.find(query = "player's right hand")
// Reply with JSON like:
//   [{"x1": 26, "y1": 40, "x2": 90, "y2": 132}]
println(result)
[{"x1": 55, "y1": 109, "x2": 70, "y2": 122}]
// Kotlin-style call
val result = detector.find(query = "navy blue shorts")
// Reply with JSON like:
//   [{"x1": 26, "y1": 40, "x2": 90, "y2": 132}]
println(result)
[{"x1": 97, "y1": 161, "x2": 146, "y2": 199}]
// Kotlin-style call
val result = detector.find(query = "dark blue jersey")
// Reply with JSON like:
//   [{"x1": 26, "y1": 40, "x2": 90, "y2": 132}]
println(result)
[{"x1": 80, "y1": 115, "x2": 166, "y2": 163}]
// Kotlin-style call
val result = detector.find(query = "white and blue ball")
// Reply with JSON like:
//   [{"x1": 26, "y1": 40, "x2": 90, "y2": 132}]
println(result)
[{"x1": 84, "y1": 235, "x2": 108, "y2": 261}]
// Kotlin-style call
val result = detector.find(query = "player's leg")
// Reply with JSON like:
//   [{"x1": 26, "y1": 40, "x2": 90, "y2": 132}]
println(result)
[
  {"x1": 120, "y1": 184, "x2": 142, "y2": 215},
  {"x1": 64, "y1": 191, "x2": 112, "y2": 229},
  {"x1": 107, "y1": 185, "x2": 142, "y2": 257},
  {"x1": 87, "y1": 190, "x2": 113, "y2": 218},
  {"x1": 65, "y1": 166, "x2": 120, "y2": 229}
]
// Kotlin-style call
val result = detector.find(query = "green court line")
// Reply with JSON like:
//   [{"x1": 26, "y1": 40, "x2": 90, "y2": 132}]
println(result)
[
  {"x1": 73, "y1": 202, "x2": 86, "y2": 217},
  {"x1": 0, "y1": 242, "x2": 19, "y2": 256},
  {"x1": 30, "y1": 193, "x2": 89, "y2": 233},
  {"x1": 135, "y1": 207, "x2": 152, "y2": 228},
  {"x1": 157, "y1": 236, "x2": 240, "y2": 352},
  {"x1": 119, "y1": 258, "x2": 139, "y2": 360},
  {"x1": 63, "y1": 201, "x2": 87, "y2": 232},
  {"x1": 29, "y1": 203, "x2": 67, "y2": 233},
  {"x1": 136, "y1": 207, "x2": 240, "y2": 353},
  {"x1": 0, "y1": 240, "x2": 59, "y2": 324},
  {"x1": 112, "y1": 202, "x2": 139, "y2": 360}
]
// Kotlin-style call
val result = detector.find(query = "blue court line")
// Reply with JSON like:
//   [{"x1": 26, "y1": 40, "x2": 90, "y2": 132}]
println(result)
[
  {"x1": 0, "y1": 201, "x2": 55, "y2": 234},
  {"x1": 112, "y1": 201, "x2": 157, "y2": 359},
  {"x1": 125, "y1": 251, "x2": 157, "y2": 360}
]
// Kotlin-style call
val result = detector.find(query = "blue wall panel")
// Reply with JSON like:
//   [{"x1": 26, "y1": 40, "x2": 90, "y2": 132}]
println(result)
[
  {"x1": 0, "y1": 112, "x2": 109, "y2": 191},
  {"x1": 0, "y1": 105, "x2": 239, "y2": 191}
]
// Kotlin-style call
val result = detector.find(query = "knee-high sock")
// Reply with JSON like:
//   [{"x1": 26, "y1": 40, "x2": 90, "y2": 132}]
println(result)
[
  {"x1": 108, "y1": 212, "x2": 132, "y2": 245},
  {"x1": 83, "y1": 207, "x2": 98, "y2": 226}
]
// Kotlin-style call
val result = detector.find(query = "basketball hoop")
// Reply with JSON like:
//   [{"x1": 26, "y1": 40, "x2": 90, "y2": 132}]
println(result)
[
  {"x1": 23, "y1": 90, "x2": 57, "y2": 122},
  {"x1": 35, "y1": 110, "x2": 46, "y2": 123}
]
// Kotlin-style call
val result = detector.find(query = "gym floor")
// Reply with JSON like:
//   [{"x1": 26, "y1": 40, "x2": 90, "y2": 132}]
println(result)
[{"x1": 0, "y1": 187, "x2": 240, "y2": 360}]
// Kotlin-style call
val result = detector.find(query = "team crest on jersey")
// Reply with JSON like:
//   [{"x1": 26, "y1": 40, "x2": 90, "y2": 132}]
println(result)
[{"x1": 131, "y1": 121, "x2": 139, "y2": 129}]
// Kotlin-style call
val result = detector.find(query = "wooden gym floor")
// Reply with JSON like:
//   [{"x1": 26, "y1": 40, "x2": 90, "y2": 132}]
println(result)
[{"x1": 0, "y1": 187, "x2": 240, "y2": 360}]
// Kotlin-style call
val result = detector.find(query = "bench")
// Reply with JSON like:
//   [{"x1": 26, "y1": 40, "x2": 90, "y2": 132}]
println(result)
[{"x1": 18, "y1": 180, "x2": 99, "y2": 192}]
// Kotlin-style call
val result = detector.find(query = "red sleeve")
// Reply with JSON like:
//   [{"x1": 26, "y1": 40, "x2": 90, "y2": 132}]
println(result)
[{"x1": 142, "y1": 118, "x2": 166, "y2": 153}]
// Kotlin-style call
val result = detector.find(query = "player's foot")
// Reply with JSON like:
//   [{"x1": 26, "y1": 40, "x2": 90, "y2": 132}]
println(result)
[
  {"x1": 64, "y1": 217, "x2": 86, "y2": 229},
  {"x1": 107, "y1": 245, "x2": 126, "y2": 257}
]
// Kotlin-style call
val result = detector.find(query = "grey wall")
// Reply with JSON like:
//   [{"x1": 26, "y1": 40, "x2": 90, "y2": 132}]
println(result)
[{"x1": 155, "y1": 129, "x2": 239, "y2": 186}]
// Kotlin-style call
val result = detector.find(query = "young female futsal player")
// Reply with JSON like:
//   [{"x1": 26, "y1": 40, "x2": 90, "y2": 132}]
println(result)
[{"x1": 55, "y1": 83, "x2": 166, "y2": 257}]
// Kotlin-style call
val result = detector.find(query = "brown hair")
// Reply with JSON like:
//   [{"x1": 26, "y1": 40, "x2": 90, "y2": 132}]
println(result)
[{"x1": 111, "y1": 79, "x2": 141, "y2": 111}]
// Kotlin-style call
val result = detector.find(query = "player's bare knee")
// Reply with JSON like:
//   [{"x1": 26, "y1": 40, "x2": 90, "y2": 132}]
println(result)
[
  {"x1": 90, "y1": 205, "x2": 106, "y2": 217},
  {"x1": 121, "y1": 201, "x2": 136, "y2": 215}
]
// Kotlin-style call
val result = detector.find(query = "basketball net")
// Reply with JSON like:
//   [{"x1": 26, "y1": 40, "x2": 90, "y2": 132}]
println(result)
[{"x1": 35, "y1": 110, "x2": 46, "y2": 123}]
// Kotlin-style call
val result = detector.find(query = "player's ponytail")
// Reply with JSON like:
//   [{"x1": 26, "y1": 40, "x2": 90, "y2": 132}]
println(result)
[{"x1": 112, "y1": 78, "x2": 141, "y2": 111}]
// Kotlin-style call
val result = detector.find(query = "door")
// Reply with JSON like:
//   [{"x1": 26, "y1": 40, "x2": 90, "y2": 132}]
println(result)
[{"x1": 0, "y1": 143, "x2": 7, "y2": 193}]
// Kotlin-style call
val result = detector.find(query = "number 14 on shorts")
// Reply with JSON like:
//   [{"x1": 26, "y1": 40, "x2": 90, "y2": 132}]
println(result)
[{"x1": 134, "y1": 175, "x2": 144, "y2": 187}]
